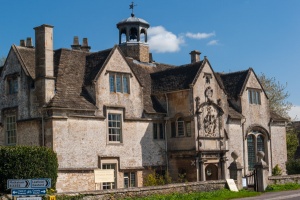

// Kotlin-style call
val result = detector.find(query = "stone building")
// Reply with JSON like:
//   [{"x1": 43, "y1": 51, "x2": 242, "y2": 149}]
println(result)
[{"x1": 0, "y1": 12, "x2": 287, "y2": 192}]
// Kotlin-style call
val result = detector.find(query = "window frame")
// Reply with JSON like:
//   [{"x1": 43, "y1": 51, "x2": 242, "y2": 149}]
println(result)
[
  {"x1": 102, "y1": 163, "x2": 116, "y2": 190},
  {"x1": 171, "y1": 117, "x2": 192, "y2": 138},
  {"x1": 124, "y1": 172, "x2": 136, "y2": 188},
  {"x1": 5, "y1": 115, "x2": 17, "y2": 145},
  {"x1": 153, "y1": 122, "x2": 165, "y2": 140},
  {"x1": 108, "y1": 113, "x2": 122, "y2": 143},
  {"x1": 247, "y1": 131, "x2": 266, "y2": 171},
  {"x1": 6, "y1": 75, "x2": 18, "y2": 95},
  {"x1": 109, "y1": 73, "x2": 130, "y2": 94},
  {"x1": 248, "y1": 89, "x2": 261, "y2": 105}
]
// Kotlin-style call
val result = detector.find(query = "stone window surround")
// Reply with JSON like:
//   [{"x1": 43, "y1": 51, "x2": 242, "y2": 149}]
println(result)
[
  {"x1": 171, "y1": 115, "x2": 192, "y2": 138},
  {"x1": 108, "y1": 71, "x2": 131, "y2": 94},
  {"x1": 246, "y1": 131, "x2": 268, "y2": 171},
  {"x1": 153, "y1": 122, "x2": 165, "y2": 140},
  {"x1": 106, "y1": 108, "x2": 124, "y2": 144},
  {"x1": 5, "y1": 73, "x2": 19, "y2": 95},
  {"x1": 5, "y1": 115, "x2": 17, "y2": 145},
  {"x1": 98, "y1": 157, "x2": 119, "y2": 190},
  {"x1": 2, "y1": 108, "x2": 18, "y2": 146},
  {"x1": 247, "y1": 88, "x2": 261, "y2": 105},
  {"x1": 123, "y1": 171, "x2": 136, "y2": 188}
]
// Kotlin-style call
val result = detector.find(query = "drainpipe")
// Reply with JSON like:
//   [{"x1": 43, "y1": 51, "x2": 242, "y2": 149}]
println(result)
[
  {"x1": 164, "y1": 94, "x2": 169, "y2": 173},
  {"x1": 241, "y1": 117, "x2": 246, "y2": 176},
  {"x1": 269, "y1": 118, "x2": 273, "y2": 171}
]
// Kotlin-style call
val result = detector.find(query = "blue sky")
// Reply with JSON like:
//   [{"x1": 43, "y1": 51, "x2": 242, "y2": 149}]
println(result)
[{"x1": 0, "y1": 0, "x2": 299, "y2": 119}]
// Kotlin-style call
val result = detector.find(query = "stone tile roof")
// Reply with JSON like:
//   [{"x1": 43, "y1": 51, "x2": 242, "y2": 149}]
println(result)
[
  {"x1": 151, "y1": 61, "x2": 204, "y2": 94},
  {"x1": 48, "y1": 49, "x2": 96, "y2": 110},
  {"x1": 270, "y1": 111, "x2": 288, "y2": 121},
  {"x1": 14, "y1": 45, "x2": 35, "y2": 79},
  {"x1": 228, "y1": 106, "x2": 244, "y2": 119},
  {"x1": 84, "y1": 48, "x2": 112, "y2": 85},
  {"x1": 216, "y1": 69, "x2": 249, "y2": 99},
  {"x1": 127, "y1": 59, "x2": 173, "y2": 113}
]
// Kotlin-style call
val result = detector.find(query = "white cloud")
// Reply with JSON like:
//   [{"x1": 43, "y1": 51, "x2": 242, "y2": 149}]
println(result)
[
  {"x1": 185, "y1": 32, "x2": 215, "y2": 39},
  {"x1": 148, "y1": 26, "x2": 184, "y2": 53},
  {"x1": 207, "y1": 40, "x2": 219, "y2": 46},
  {"x1": 288, "y1": 105, "x2": 300, "y2": 121}
]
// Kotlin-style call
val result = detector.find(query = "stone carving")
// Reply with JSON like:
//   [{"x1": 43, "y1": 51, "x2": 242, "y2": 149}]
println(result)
[{"x1": 203, "y1": 106, "x2": 217, "y2": 136}]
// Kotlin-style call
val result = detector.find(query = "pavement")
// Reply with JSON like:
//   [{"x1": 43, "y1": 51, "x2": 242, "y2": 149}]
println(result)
[{"x1": 234, "y1": 189, "x2": 300, "y2": 200}]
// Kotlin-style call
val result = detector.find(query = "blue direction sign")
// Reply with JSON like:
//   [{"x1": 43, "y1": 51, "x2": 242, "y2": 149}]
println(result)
[
  {"x1": 31, "y1": 178, "x2": 51, "y2": 188},
  {"x1": 11, "y1": 189, "x2": 47, "y2": 196},
  {"x1": 7, "y1": 179, "x2": 30, "y2": 189}
]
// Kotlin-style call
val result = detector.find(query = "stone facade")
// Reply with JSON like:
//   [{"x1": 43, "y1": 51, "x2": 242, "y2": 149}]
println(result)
[{"x1": 0, "y1": 12, "x2": 288, "y2": 193}]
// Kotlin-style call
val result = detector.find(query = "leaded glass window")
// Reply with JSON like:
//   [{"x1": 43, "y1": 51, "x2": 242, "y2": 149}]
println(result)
[
  {"x1": 108, "y1": 114, "x2": 122, "y2": 142},
  {"x1": 247, "y1": 135, "x2": 255, "y2": 170}
]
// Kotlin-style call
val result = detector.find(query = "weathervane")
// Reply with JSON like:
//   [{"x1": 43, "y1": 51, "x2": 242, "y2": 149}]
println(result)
[{"x1": 129, "y1": 2, "x2": 137, "y2": 17}]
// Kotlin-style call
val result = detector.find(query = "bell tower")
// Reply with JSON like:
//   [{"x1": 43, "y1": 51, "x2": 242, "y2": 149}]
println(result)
[{"x1": 117, "y1": 2, "x2": 150, "y2": 62}]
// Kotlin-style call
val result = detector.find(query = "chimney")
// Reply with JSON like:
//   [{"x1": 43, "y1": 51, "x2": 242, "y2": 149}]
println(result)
[
  {"x1": 71, "y1": 36, "x2": 81, "y2": 50},
  {"x1": 190, "y1": 50, "x2": 201, "y2": 63},
  {"x1": 81, "y1": 38, "x2": 91, "y2": 52},
  {"x1": 20, "y1": 39, "x2": 26, "y2": 47},
  {"x1": 34, "y1": 24, "x2": 55, "y2": 106},
  {"x1": 26, "y1": 37, "x2": 34, "y2": 48}
]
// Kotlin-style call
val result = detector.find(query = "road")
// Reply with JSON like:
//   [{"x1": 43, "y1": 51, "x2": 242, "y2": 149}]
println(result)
[{"x1": 234, "y1": 189, "x2": 300, "y2": 200}]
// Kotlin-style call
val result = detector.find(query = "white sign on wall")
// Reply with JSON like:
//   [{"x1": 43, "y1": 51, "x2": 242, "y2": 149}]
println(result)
[{"x1": 94, "y1": 169, "x2": 114, "y2": 183}]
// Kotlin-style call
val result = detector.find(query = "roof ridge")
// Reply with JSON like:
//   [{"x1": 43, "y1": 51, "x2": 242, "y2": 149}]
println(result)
[{"x1": 218, "y1": 68, "x2": 250, "y2": 76}]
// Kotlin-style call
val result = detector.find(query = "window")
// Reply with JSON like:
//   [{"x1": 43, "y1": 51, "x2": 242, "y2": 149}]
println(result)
[
  {"x1": 247, "y1": 131, "x2": 266, "y2": 171},
  {"x1": 7, "y1": 76, "x2": 18, "y2": 94},
  {"x1": 109, "y1": 73, "x2": 130, "y2": 93},
  {"x1": 102, "y1": 164, "x2": 116, "y2": 189},
  {"x1": 124, "y1": 172, "x2": 136, "y2": 188},
  {"x1": 171, "y1": 117, "x2": 192, "y2": 138},
  {"x1": 6, "y1": 115, "x2": 16, "y2": 145},
  {"x1": 248, "y1": 89, "x2": 261, "y2": 105},
  {"x1": 153, "y1": 123, "x2": 164, "y2": 139},
  {"x1": 108, "y1": 114, "x2": 122, "y2": 142}
]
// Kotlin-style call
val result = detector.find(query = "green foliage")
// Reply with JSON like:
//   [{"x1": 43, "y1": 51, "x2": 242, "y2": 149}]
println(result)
[
  {"x1": 286, "y1": 159, "x2": 300, "y2": 175},
  {"x1": 272, "y1": 164, "x2": 282, "y2": 176},
  {"x1": 258, "y1": 73, "x2": 292, "y2": 118},
  {"x1": 286, "y1": 128, "x2": 299, "y2": 160},
  {"x1": 143, "y1": 169, "x2": 172, "y2": 186},
  {"x1": 0, "y1": 146, "x2": 58, "y2": 193},
  {"x1": 177, "y1": 173, "x2": 187, "y2": 183},
  {"x1": 266, "y1": 183, "x2": 300, "y2": 192}
]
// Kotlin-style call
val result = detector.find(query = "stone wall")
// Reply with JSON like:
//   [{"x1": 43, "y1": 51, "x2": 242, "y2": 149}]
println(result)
[
  {"x1": 55, "y1": 180, "x2": 226, "y2": 200},
  {"x1": 268, "y1": 174, "x2": 300, "y2": 185}
]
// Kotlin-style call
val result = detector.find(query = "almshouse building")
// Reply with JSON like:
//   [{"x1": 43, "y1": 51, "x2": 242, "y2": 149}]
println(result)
[{"x1": 0, "y1": 12, "x2": 287, "y2": 192}]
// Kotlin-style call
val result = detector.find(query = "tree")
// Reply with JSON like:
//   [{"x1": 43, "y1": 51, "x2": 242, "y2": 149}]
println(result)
[
  {"x1": 0, "y1": 56, "x2": 5, "y2": 66},
  {"x1": 258, "y1": 73, "x2": 292, "y2": 118}
]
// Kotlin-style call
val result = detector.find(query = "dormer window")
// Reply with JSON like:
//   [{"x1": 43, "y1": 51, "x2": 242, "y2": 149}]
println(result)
[
  {"x1": 7, "y1": 75, "x2": 18, "y2": 94},
  {"x1": 248, "y1": 89, "x2": 261, "y2": 105},
  {"x1": 109, "y1": 73, "x2": 130, "y2": 94}
]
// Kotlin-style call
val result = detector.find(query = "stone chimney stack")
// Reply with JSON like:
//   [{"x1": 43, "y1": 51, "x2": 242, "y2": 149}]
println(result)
[
  {"x1": 34, "y1": 24, "x2": 55, "y2": 106},
  {"x1": 190, "y1": 50, "x2": 201, "y2": 63},
  {"x1": 20, "y1": 39, "x2": 26, "y2": 47},
  {"x1": 81, "y1": 38, "x2": 91, "y2": 52},
  {"x1": 26, "y1": 37, "x2": 34, "y2": 48},
  {"x1": 71, "y1": 36, "x2": 81, "y2": 50}
]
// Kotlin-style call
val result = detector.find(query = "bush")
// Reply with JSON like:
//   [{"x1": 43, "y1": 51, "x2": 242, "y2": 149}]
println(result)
[
  {"x1": 143, "y1": 169, "x2": 172, "y2": 186},
  {"x1": 0, "y1": 146, "x2": 58, "y2": 193},
  {"x1": 272, "y1": 164, "x2": 282, "y2": 176},
  {"x1": 286, "y1": 159, "x2": 300, "y2": 175}
]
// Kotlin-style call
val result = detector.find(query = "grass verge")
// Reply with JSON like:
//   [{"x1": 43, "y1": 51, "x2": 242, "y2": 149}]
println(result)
[{"x1": 266, "y1": 182, "x2": 300, "y2": 192}]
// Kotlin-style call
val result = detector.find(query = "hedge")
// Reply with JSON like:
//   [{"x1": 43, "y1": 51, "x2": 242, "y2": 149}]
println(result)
[{"x1": 0, "y1": 146, "x2": 58, "y2": 193}]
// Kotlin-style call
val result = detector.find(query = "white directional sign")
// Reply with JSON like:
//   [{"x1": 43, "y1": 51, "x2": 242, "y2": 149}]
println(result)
[
  {"x1": 17, "y1": 197, "x2": 42, "y2": 200},
  {"x1": 7, "y1": 179, "x2": 30, "y2": 189}
]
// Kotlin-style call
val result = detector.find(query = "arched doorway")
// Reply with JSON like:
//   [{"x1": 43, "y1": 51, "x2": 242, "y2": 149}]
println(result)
[{"x1": 205, "y1": 163, "x2": 218, "y2": 180}]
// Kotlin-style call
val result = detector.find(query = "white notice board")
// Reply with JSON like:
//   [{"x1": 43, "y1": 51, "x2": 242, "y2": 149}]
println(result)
[
  {"x1": 226, "y1": 179, "x2": 239, "y2": 192},
  {"x1": 94, "y1": 169, "x2": 114, "y2": 183}
]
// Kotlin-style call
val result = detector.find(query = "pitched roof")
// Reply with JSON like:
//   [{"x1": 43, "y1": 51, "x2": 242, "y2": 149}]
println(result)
[
  {"x1": 13, "y1": 45, "x2": 36, "y2": 79},
  {"x1": 228, "y1": 106, "x2": 244, "y2": 119},
  {"x1": 270, "y1": 112, "x2": 288, "y2": 122},
  {"x1": 216, "y1": 69, "x2": 250, "y2": 99},
  {"x1": 151, "y1": 61, "x2": 204, "y2": 94},
  {"x1": 127, "y1": 59, "x2": 173, "y2": 113},
  {"x1": 48, "y1": 49, "x2": 96, "y2": 110},
  {"x1": 84, "y1": 48, "x2": 112, "y2": 85}
]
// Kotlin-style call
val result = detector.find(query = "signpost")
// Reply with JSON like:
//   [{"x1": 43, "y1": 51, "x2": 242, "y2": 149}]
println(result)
[{"x1": 7, "y1": 178, "x2": 51, "y2": 197}]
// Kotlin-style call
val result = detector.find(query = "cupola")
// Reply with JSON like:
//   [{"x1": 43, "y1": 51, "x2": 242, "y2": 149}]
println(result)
[{"x1": 116, "y1": 2, "x2": 150, "y2": 62}]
